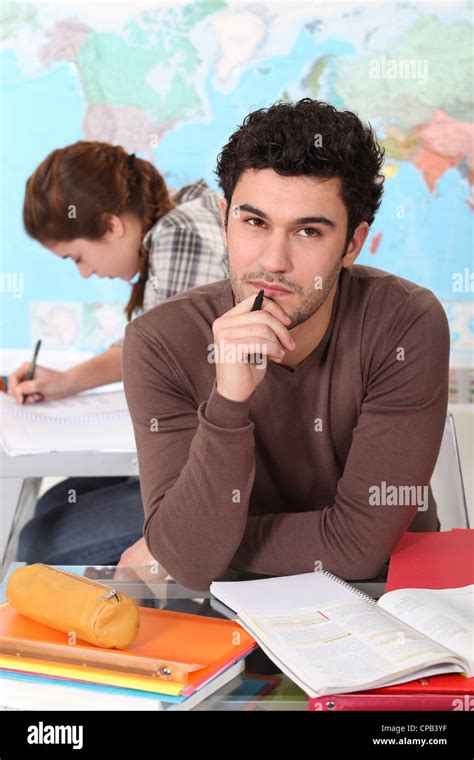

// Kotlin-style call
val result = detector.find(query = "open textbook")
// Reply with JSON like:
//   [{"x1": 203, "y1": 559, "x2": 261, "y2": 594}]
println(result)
[
  {"x1": 0, "y1": 390, "x2": 135, "y2": 455},
  {"x1": 210, "y1": 571, "x2": 474, "y2": 698}
]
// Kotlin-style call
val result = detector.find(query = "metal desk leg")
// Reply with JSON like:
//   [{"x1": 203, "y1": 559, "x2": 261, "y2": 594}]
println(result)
[{"x1": 1, "y1": 477, "x2": 42, "y2": 577}]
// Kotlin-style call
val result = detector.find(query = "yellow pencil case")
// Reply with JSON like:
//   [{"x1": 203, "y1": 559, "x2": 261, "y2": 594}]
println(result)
[{"x1": 6, "y1": 563, "x2": 140, "y2": 649}]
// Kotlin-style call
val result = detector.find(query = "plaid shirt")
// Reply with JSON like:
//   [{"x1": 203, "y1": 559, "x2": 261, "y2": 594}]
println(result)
[{"x1": 141, "y1": 179, "x2": 228, "y2": 313}]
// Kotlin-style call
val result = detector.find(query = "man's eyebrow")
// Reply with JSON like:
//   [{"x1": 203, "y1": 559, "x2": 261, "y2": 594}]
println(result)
[{"x1": 236, "y1": 203, "x2": 336, "y2": 228}]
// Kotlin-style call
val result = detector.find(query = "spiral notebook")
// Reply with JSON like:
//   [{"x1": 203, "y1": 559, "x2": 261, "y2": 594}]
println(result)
[
  {"x1": 210, "y1": 571, "x2": 474, "y2": 699},
  {"x1": 0, "y1": 390, "x2": 135, "y2": 455}
]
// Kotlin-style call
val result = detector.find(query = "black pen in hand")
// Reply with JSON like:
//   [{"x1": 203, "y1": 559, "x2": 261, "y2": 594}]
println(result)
[
  {"x1": 22, "y1": 339, "x2": 42, "y2": 405},
  {"x1": 247, "y1": 289, "x2": 265, "y2": 365},
  {"x1": 250, "y1": 288, "x2": 264, "y2": 311}
]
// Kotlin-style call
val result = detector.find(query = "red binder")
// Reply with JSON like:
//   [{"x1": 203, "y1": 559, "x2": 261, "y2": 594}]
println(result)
[
  {"x1": 308, "y1": 672, "x2": 474, "y2": 710},
  {"x1": 309, "y1": 694, "x2": 473, "y2": 711},
  {"x1": 386, "y1": 528, "x2": 474, "y2": 592}
]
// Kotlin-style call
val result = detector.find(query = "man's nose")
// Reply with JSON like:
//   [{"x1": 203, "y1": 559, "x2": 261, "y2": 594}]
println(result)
[{"x1": 259, "y1": 233, "x2": 291, "y2": 272}]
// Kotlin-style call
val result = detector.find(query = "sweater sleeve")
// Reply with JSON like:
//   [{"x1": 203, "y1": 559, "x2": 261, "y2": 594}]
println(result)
[
  {"x1": 228, "y1": 294, "x2": 450, "y2": 581},
  {"x1": 122, "y1": 319, "x2": 256, "y2": 591}
]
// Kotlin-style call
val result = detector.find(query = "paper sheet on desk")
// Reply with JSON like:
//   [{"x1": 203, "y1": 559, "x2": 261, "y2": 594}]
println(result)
[
  {"x1": 0, "y1": 391, "x2": 136, "y2": 455},
  {"x1": 211, "y1": 572, "x2": 363, "y2": 614}
]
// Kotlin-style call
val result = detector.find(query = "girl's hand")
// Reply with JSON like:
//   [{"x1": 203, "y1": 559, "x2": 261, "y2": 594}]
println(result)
[{"x1": 8, "y1": 363, "x2": 74, "y2": 404}]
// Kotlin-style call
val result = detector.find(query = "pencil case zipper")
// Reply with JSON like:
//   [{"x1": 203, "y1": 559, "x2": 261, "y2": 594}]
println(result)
[{"x1": 38, "y1": 564, "x2": 120, "y2": 602}]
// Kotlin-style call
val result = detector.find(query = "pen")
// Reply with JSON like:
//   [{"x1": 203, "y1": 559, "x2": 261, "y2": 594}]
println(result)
[
  {"x1": 247, "y1": 289, "x2": 265, "y2": 365},
  {"x1": 250, "y1": 288, "x2": 264, "y2": 311},
  {"x1": 22, "y1": 339, "x2": 42, "y2": 405}
]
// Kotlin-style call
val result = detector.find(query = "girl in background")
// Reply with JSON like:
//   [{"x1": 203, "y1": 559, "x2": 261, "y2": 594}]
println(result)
[{"x1": 8, "y1": 140, "x2": 227, "y2": 566}]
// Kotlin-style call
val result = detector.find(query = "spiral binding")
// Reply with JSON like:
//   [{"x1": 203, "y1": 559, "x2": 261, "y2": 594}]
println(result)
[{"x1": 319, "y1": 569, "x2": 378, "y2": 606}]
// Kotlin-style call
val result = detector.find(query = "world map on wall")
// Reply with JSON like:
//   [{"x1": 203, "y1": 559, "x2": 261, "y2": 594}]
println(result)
[{"x1": 1, "y1": 0, "x2": 472, "y2": 365}]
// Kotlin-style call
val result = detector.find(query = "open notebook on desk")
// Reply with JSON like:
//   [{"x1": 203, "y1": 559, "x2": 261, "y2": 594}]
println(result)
[
  {"x1": 0, "y1": 391, "x2": 135, "y2": 455},
  {"x1": 211, "y1": 571, "x2": 474, "y2": 699}
]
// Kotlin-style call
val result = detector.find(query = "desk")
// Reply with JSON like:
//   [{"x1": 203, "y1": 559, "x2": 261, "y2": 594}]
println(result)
[
  {"x1": 0, "y1": 350, "x2": 135, "y2": 571},
  {"x1": 0, "y1": 563, "x2": 387, "y2": 711},
  {"x1": 0, "y1": 450, "x2": 138, "y2": 573}
]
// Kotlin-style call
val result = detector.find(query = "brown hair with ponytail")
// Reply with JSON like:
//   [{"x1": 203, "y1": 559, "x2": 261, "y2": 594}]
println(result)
[{"x1": 23, "y1": 141, "x2": 176, "y2": 319}]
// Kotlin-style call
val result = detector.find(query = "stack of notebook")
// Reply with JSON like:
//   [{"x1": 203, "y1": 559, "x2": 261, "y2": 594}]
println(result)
[{"x1": 0, "y1": 598, "x2": 258, "y2": 711}]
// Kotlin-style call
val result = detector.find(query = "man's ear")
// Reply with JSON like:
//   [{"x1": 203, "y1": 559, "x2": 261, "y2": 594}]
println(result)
[
  {"x1": 219, "y1": 196, "x2": 228, "y2": 248},
  {"x1": 342, "y1": 221, "x2": 369, "y2": 268},
  {"x1": 102, "y1": 213, "x2": 126, "y2": 240}
]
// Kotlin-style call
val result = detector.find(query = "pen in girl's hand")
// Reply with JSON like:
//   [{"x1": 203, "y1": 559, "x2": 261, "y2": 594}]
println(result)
[
  {"x1": 250, "y1": 288, "x2": 264, "y2": 312},
  {"x1": 22, "y1": 339, "x2": 42, "y2": 405}
]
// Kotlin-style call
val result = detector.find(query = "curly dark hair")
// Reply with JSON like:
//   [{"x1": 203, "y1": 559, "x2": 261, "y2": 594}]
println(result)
[{"x1": 215, "y1": 98, "x2": 385, "y2": 243}]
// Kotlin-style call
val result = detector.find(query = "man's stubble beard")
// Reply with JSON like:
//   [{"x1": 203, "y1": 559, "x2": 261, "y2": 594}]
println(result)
[{"x1": 229, "y1": 252, "x2": 344, "y2": 329}]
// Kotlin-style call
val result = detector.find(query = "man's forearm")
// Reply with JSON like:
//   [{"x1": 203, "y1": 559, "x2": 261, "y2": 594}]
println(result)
[
  {"x1": 65, "y1": 345, "x2": 123, "y2": 394},
  {"x1": 143, "y1": 385, "x2": 256, "y2": 590}
]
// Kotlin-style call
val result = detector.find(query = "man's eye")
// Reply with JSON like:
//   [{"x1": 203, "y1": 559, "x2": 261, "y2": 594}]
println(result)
[
  {"x1": 245, "y1": 217, "x2": 265, "y2": 227},
  {"x1": 297, "y1": 228, "x2": 322, "y2": 237}
]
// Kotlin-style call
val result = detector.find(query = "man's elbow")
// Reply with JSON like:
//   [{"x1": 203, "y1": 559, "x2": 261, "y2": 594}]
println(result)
[
  {"x1": 174, "y1": 570, "x2": 216, "y2": 592},
  {"x1": 330, "y1": 553, "x2": 388, "y2": 582},
  {"x1": 159, "y1": 562, "x2": 219, "y2": 592},
  {"x1": 145, "y1": 532, "x2": 222, "y2": 592}
]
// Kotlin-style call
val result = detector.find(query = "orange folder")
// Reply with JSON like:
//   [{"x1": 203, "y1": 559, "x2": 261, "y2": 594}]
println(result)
[{"x1": 0, "y1": 603, "x2": 257, "y2": 696}]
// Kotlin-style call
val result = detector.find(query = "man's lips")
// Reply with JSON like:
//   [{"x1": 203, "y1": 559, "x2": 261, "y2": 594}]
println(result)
[{"x1": 249, "y1": 281, "x2": 292, "y2": 296}]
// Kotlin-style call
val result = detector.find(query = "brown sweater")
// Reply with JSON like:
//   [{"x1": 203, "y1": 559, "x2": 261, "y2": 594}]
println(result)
[{"x1": 122, "y1": 264, "x2": 449, "y2": 591}]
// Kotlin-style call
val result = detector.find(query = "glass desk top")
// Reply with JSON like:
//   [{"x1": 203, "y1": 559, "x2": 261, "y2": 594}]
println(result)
[{"x1": 1, "y1": 563, "x2": 387, "y2": 711}]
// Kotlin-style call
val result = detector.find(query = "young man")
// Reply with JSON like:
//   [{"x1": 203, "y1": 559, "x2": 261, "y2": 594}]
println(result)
[{"x1": 121, "y1": 98, "x2": 449, "y2": 590}]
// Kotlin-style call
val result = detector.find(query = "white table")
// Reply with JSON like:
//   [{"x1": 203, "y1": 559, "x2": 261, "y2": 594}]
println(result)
[{"x1": 0, "y1": 350, "x2": 137, "y2": 574}]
